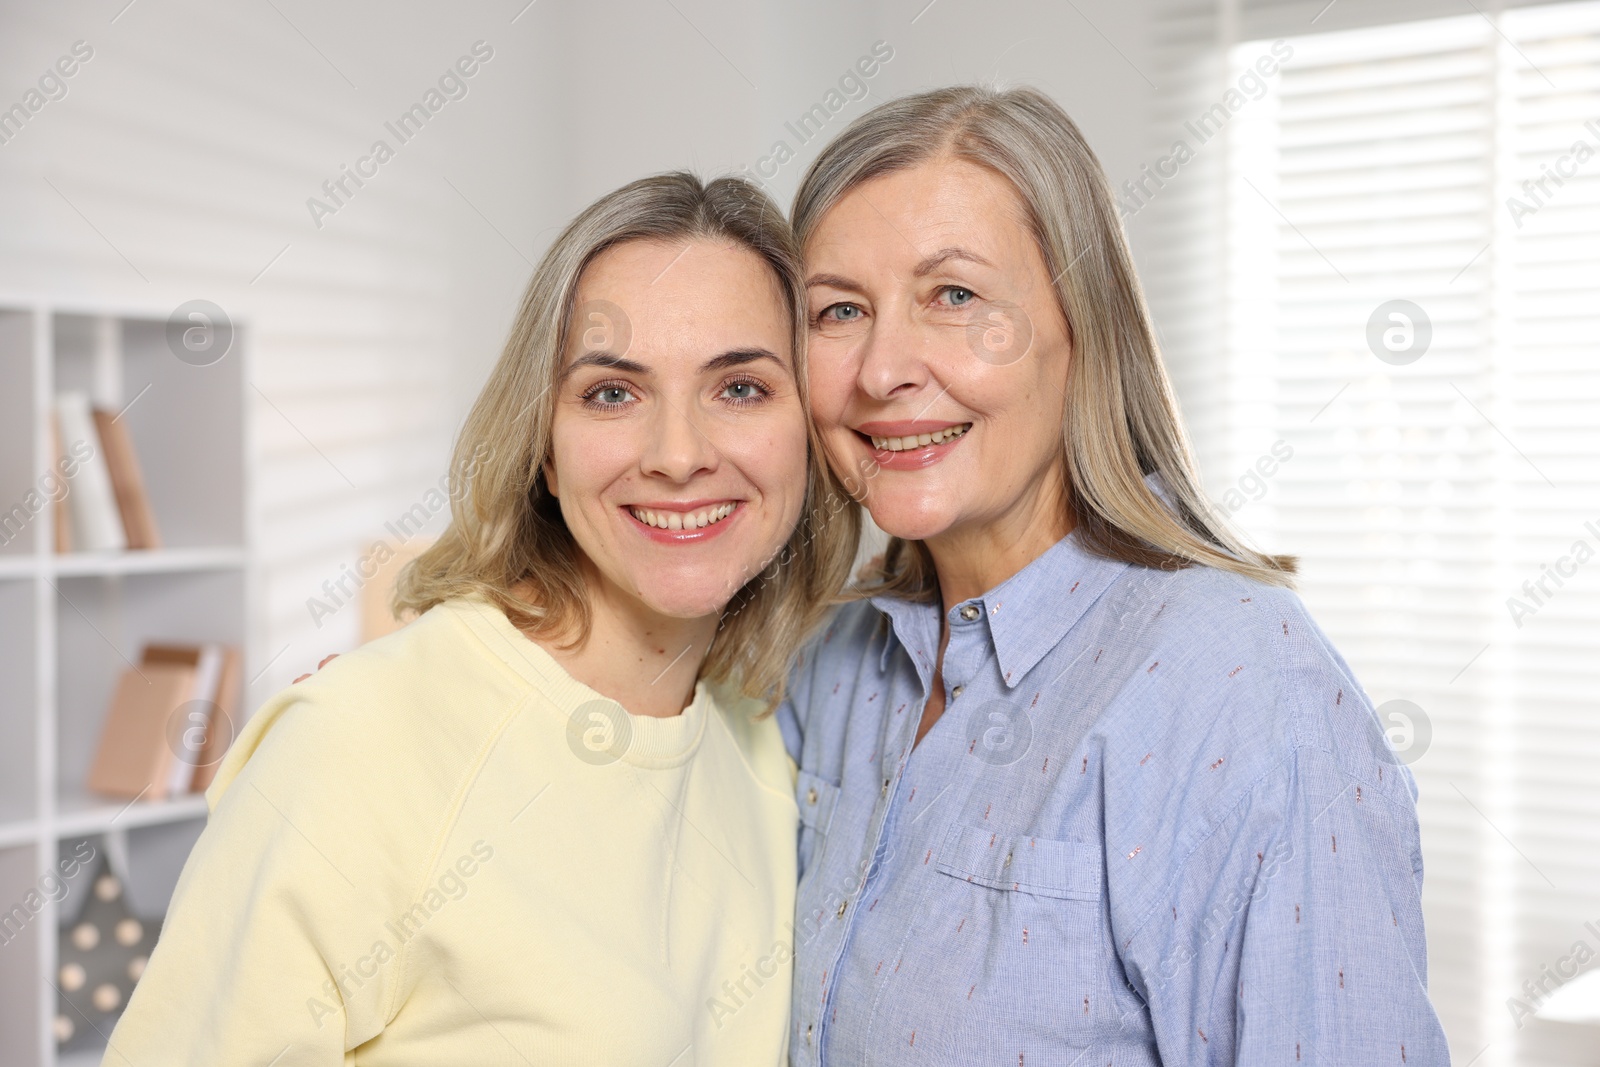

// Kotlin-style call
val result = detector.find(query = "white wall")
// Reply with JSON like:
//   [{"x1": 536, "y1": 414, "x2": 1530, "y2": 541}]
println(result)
[
  {"x1": 441, "y1": 0, "x2": 1155, "y2": 405},
  {"x1": 0, "y1": 0, "x2": 1153, "y2": 700}
]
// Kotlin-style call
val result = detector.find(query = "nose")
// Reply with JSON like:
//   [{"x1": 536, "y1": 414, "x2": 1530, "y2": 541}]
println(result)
[
  {"x1": 640, "y1": 397, "x2": 719, "y2": 483},
  {"x1": 852, "y1": 304, "x2": 933, "y2": 402}
]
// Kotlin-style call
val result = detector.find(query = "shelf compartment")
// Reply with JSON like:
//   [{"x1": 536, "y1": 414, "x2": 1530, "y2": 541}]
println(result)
[
  {"x1": 52, "y1": 314, "x2": 245, "y2": 551},
  {"x1": 54, "y1": 566, "x2": 245, "y2": 827},
  {"x1": 0, "y1": 308, "x2": 39, "y2": 561},
  {"x1": 0, "y1": 578, "x2": 38, "y2": 827},
  {"x1": 0, "y1": 843, "x2": 43, "y2": 1067}
]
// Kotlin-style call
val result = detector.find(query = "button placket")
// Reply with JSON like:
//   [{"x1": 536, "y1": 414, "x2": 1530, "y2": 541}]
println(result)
[
  {"x1": 816, "y1": 753, "x2": 898, "y2": 1060},
  {"x1": 943, "y1": 601, "x2": 986, "y2": 705},
  {"x1": 814, "y1": 640, "x2": 925, "y2": 1063}
]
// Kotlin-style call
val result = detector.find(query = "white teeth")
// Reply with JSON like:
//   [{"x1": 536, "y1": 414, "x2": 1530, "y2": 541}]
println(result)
[
  {"x1": 869, "y1": 424, "x2": 971, "y2": 452},
  {"x1": 629, "y1": 502, "x2": 737, "y2": 531}
]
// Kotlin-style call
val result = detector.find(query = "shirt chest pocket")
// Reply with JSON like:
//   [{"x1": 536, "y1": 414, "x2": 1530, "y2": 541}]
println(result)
[
  {"x1": 931, "y1": 824, "x2": 1108, "y2": 1043},
  {"x1": 795, "y1": 769, "x2": 839, "y2": 883},
  {"x1": 935, "y1": 824, "x2": 1101, "y2": 901}
]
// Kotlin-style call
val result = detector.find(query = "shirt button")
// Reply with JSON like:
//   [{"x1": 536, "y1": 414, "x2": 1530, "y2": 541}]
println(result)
[
  {"x1": 959, "y1": 604, "x2": 980, "y2": 621},
  {"x1": 837, "y1": 900, "x2": 848, "y2": 918},
  {"x1": 807, "y1": 787, "x2": 818, "y2": 805},
  {"x1": 806, "y1": 1024, "x2": 813, "y2": 1045},
  {"x1": 952, "y1": 685, "x2": 964, "y2": 698},
  {"x1": 881, "y1": 778, "x2": 890, "y2": 796}
]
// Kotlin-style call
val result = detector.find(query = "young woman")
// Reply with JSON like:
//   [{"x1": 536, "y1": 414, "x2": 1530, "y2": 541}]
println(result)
[
  {"x1": 778, "y1": 87, "x2": 1451, "y2": 1065},
  {"x1": 107, "y1": 173, "x2": 856, "y2": 1064}
]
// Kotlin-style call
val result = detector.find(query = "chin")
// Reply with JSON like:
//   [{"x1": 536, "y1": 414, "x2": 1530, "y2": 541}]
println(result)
[
  {"x1": 861, "y1": 490, "x2": 961, "y2": 543},
  {"x1": 634, "y1": 574, "x2": 753, "y2": 621}
]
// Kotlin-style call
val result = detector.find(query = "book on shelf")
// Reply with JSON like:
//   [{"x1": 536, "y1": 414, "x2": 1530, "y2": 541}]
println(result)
[
  {"x1": 50, "y1": 410, "x2": 72, "y2": 553},
  {"x1": 86, "y1": 641, "x2": 242, "y2": 801},
  {"x1": 92, "y1": 406, "x2": 162, "y2": 549},
  {"x1": 55, "y1": 391, "x2": 125, "y2": 553},
  {"x1": 53, "y1": 390, "x2": 163, "y2": 553},
  {"x1": 191, "y1": 643, "x2": 241, "y2": 792}
]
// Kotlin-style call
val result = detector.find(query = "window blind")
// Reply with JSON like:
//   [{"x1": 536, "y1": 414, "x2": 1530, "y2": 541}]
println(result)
[{"x1": 1145, "y1": 3, "x2": 1600, "y2": 1065}]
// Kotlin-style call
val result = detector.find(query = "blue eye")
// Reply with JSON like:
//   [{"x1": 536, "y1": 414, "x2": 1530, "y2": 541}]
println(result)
[
  {"x1": 581, "y1": 381, "x2": 637, "y2": 409},
  {"x1": 721, "y1": 377, "x2": 771, "y2": 405},
  {"x1": 818, "y1": 302, "x2": 863, "y2": 323},
  {"x1": 942, "y1": 287, "x2": 976, "y2": 306}
]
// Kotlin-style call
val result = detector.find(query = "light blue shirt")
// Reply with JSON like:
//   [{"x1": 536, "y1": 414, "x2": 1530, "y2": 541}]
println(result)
[{"x1": 778, "y1": 532, "x2": 1450, "y2": 1065}]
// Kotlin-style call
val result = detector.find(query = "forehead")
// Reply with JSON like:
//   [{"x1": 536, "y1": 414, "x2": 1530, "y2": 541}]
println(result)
[
  {"x1": 806, "y1": 158, "x2": 1035, "y2": 271},
  {"x1": 567, "y1": 238, "x2": 790, "y2": 357}
]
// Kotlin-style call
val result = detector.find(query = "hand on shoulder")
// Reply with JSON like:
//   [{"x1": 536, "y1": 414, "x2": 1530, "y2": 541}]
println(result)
[{"x1": 292, "y1": 653, "x2": 340, "y2": 684}]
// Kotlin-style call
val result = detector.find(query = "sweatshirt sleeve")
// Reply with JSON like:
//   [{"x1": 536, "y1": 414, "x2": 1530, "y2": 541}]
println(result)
[{"x1": 104, "y1": 679, "x2": 432, "y2": 1065}]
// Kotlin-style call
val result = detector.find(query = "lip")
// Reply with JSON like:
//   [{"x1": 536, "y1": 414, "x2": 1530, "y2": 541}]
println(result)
[
  {"x1": 856, "y1": 420, "x2": 966, "y2": 436},
  {"x1": 622, "y1": 500, "x2": 744, "y2": 544},
  {"x1": 853, "y1": 420, "x2": 972, "y2": 471},
  {"x1": 627, "y1": 498, "x2": 735, "y2": 513}
]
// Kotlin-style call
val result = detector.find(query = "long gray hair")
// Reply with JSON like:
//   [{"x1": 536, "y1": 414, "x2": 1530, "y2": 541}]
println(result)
[{"x1": 792, "y1": 85, "x2": 1294, "y2": 595}]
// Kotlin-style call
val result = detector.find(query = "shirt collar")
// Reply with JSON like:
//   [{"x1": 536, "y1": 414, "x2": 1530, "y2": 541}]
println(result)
[
  {"x1": 871, "y1": 592, "x2": 939, "y2": 680},
  {"x1": 870, "y1": 531, "x2": 1132, "y2": 688}
]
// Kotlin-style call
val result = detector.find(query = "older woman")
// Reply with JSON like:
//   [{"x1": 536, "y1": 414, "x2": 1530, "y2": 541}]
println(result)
[
  {"x1": 106, "y1": 173, "x2": 856, "y2": 1064},
  {"x1": 779, "y1": 87, "x2": 1450, "y2": 1065}
]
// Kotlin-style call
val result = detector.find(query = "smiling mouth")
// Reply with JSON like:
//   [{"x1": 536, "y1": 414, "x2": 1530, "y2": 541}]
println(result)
[
  {"x1": 627, "y1": 502, "x2": 738, "y2": 531},
  {"x1": 865, "y1": 423, "x2": 972, "y2": 452}
]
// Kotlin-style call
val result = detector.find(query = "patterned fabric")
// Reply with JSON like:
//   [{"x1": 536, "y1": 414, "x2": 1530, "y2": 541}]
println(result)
[{"x1": 778, "y1": 533, "x2": 1451, "y2": 1065}]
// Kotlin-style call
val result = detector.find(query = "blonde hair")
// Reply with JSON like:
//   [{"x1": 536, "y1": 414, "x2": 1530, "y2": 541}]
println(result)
[
  {"x1": 395, "y1": 172, "x2": 860, "y2": 704},
  {"x1": 791, "y1": 86, "x2": 1295, "y2": 597}
]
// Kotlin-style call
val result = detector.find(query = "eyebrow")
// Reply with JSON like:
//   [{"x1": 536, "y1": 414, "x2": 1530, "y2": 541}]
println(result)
[
  {"x1": 805, "y1": 247, "x2": 995, "y2": 292},
  {"x1": 702, "y1": 347, "x2": 782, "y2": 372},
  {"x1": 560, "y1": 347, "x2": 783, "y2": 380},
  {"x1": 805, "y1": 272, "x2": 864, "y2": 294},
  {"x1": 561, "y1": 352, "x2": 649, "y2": 380},
  {"x1": 912, "y1": 247, "x2": 995, "y2": 277}
]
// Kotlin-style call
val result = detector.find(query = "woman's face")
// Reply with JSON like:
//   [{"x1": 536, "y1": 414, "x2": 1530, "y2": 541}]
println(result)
[
  {"x1": 544, "y1": 238, "x2": 808, "y2": 621},
  {"x1": 804, "y1": 156, "x2": 1073, "y2": 545}
]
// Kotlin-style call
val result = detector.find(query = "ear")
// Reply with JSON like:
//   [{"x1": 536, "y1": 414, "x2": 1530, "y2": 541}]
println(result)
[{"x1": 541, "y1": 455, "x2": 559, "y2": 498}]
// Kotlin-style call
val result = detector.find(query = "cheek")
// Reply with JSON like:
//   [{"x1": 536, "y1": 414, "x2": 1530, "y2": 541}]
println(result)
[
  {"x1": 806, "y1": 341, "x2": 857, "y2": 428},
  {"x1": 547, "y1": 418, "x2": 631, "y2": 513},
  {"x1": 718, "y1": 409, "x2": 809, "y2": 506},
  {"x1": 971, "y1": 340, "x2": 1069, "y2": 438}
]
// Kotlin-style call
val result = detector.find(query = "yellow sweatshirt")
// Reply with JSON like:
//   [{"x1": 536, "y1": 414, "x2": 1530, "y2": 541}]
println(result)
[{"x1": 106, "y1": 597, "x2": 799, "y2": 1066}]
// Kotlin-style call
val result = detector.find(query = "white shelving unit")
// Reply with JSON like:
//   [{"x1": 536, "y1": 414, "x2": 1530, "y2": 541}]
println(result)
[{"x1": 0, "y1": 300, "x2": 255, "y2": 1066}]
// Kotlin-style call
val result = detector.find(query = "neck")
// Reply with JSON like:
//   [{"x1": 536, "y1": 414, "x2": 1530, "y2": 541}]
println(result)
[
  {"x1": 925, "y1": 472, "x2": 1074, "y2": 617},
  {"x1": 521, "y1": 565, "x2": 718, "y2": 719}
]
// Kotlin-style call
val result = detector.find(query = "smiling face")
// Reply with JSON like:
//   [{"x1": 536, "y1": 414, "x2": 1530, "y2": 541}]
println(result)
[
  {"x1": 543, "y1": 237, "x2": 808, "y2": 622},
  {"x1": 804, "y1": 156, "x2": 1074, "y2": 551}
]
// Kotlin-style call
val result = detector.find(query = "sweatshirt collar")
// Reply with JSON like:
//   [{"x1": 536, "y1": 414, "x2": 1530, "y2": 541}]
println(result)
[{"x1": 448, "y1": 597, "x2": 710, "y2": 768}]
